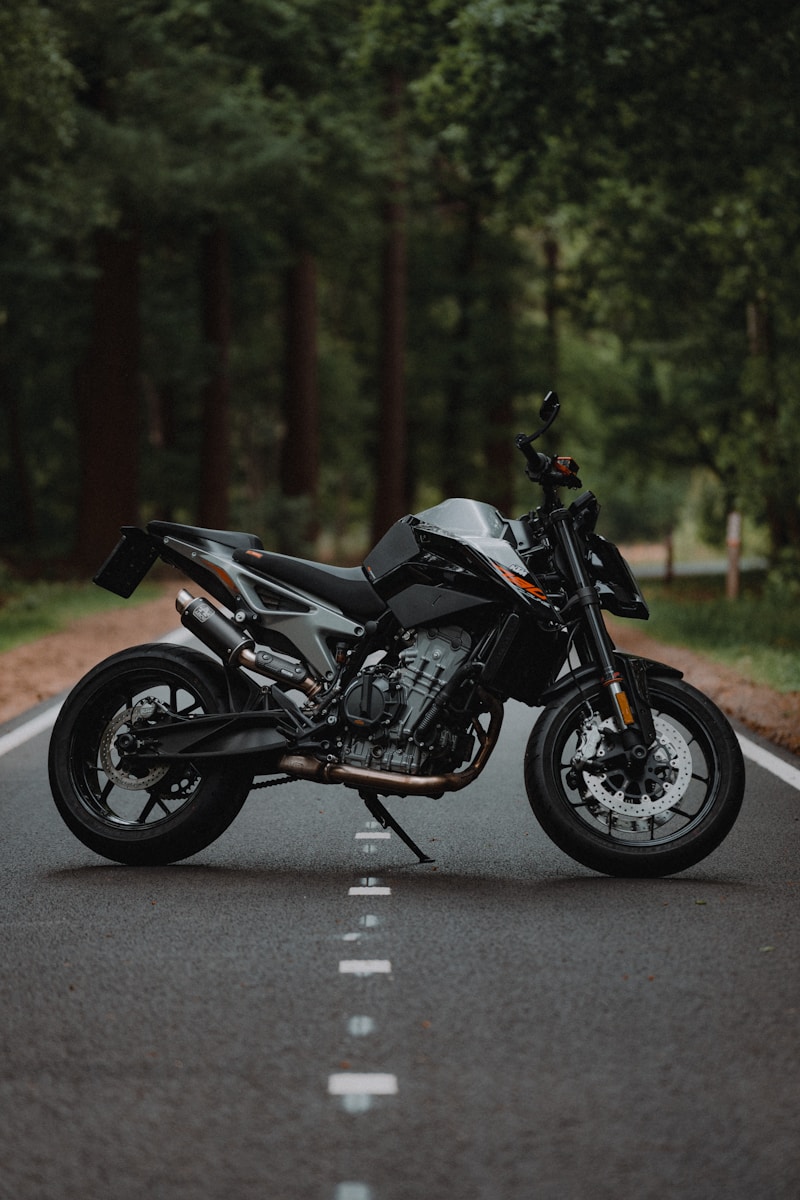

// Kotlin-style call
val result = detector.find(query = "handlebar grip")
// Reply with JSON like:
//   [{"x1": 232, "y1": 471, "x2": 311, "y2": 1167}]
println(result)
[
  {"x1": 527, "y1": 451, "x2": 552, "y2": 481},
  {"x1": 515, "y1": 434, "x2": 551, "y2": 480}
]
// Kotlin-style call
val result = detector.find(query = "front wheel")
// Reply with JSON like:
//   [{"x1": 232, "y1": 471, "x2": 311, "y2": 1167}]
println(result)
[
  {"x1": 524, "y1": 675, "x2": 745, "y2": 877},
  {"x1": 49, "y1": 644, "x2": 254, "y2": 866}
]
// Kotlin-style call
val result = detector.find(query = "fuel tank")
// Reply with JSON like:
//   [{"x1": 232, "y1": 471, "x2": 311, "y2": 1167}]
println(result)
[{"x1": 364, "y1": 499, "x2": 552, "y2": 630}]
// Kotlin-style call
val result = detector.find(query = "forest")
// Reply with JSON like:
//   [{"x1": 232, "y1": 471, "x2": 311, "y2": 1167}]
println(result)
[{"x1": 1, "y1": 0, "x2": 799, "y2": 579}]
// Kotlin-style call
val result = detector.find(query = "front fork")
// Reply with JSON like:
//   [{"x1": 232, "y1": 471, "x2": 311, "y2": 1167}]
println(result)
[{"x1": 550, "y1": 509, "x2": 654, "y2": 756}]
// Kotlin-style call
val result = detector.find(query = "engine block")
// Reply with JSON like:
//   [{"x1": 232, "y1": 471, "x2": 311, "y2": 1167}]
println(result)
[{"x1": 340, "y1": 626, "x2": 473, "y2": 774}]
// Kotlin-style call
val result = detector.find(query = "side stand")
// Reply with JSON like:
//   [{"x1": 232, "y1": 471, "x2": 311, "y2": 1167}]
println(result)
[{"x1": 360, "y1": 791, "x2": 435, "y2": 865}]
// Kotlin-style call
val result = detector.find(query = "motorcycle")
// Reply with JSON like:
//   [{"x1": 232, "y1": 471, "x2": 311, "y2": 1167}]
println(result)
[{"x1": 49, "y1": 391, "x2": 745, "y2": 876}]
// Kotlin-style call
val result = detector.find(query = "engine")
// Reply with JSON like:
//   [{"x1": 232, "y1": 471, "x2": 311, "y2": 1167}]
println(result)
[{"x1": 338, "y1": 626, "x2": 476, "y2": 775}]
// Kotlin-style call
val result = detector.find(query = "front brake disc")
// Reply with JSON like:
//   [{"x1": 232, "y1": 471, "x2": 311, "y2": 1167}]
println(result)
[{"x1": 577, "y1": 716, "x2": 693, "y2": 818}]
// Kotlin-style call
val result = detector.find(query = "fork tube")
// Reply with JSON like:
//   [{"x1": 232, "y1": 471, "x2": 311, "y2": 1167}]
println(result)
[{"x1": 548, "y1": 507, "x2": 638, "y2": 735}]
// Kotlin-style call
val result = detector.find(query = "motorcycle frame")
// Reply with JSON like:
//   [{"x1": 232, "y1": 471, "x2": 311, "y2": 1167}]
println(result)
[
  {"x1": 96, "y1": 457, "x2": 657, "y2": 778},
  {"x1": 100, "y1": 525, "x2": 368, "y2": 682}
]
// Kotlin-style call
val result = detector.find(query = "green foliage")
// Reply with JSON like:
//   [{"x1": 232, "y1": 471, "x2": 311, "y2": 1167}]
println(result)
[
  {"x1": 643, "y1": 575, "x2": 800, "y2": 693},
  {"x1": 765, "y1": 548, "x2": 800, "y2": 601},
  {"x1": 0, "y1": 1, "x2": 78, "y2": 166},
  {"x1": 411, "y1": 0, "x2": 800, "y2": 552},
  {"x1": 2, "y1": 0, "x2": 800, "y2": 571},
  {"x1": 0, "y1": 578, "x2": 163, "y2": 653}
]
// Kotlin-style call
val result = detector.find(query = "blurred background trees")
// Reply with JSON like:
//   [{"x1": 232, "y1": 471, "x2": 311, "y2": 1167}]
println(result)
[{"x1": 1, "y1": 0, "x2": 798, "y2": 573}]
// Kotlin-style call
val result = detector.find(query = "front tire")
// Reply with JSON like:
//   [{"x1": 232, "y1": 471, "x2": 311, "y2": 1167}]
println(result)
[
  {"x1": 524, "y1": 675, "x2": 745, "y2": 877},
  {"x1": 49, "y1": 644, "x2": 253, "y2": 865}
]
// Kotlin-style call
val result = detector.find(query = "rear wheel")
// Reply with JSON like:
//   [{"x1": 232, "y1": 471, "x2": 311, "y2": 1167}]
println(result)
[
  {"x1": 49, "y1": 644, "x2": 253, "y2": 865},
  {"x1": 524, "y1": 675, "x2": 745, "y2": 877}
]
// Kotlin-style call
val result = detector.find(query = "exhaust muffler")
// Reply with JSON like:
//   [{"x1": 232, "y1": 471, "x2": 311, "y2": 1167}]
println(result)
[{"x1": 175, "y1": 589, "x2": 320, "y2": 696}]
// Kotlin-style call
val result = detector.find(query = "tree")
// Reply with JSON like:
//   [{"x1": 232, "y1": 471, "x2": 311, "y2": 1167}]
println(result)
[
  {"x1": 197, "y1": 224, "x2": 233, "y2": 530},
  {"x1": 414, "y1": 0, "x2": 800, "y2": 556},
  {"x1": 38, "y1": 0, "x2": 386, "y2": 562},
  {"x1": 372, "y1": 72, "x2": 409, "y2": 541},
  {"x1": 73, "y1": 226, "x2": 142, "y2": 569},
  {"x1": 280, "y1": 249, "x2": 320, "y2": 550},
  {"x1": 0, "y1": 0, "x2": 81, "y2": 557}
]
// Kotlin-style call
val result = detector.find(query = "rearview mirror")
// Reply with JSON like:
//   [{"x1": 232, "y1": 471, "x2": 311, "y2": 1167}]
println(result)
[
  {"x1": 539, "y1": 390, "x2": 560, "y2": 428},
  {"x1": 516, "y1": 390, "x2": 561, "y2": 450}
]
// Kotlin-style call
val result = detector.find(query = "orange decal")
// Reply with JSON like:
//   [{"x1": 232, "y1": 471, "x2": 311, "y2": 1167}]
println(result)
[
  {"x1": 205, "y1": 561, "x2": 238, "y2": 594},
  {"x1": 493, "y1": 562, "x2": 548, "y2": 602}
]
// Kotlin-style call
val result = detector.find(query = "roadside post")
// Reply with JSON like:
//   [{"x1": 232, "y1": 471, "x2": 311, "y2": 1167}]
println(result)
[{"x1": 726, "y1": 510, "x2": 742, "y2": 600}]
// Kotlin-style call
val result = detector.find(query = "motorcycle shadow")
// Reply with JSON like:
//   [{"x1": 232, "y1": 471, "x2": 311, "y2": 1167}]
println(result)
[{"x1": 46, "y1": 858, "x2": 751, "y2": 902}]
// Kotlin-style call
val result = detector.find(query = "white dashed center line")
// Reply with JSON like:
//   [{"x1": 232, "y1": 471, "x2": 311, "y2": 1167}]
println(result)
[
  {"x1": 335, "y1": 1185, "x2": 372, "y2": 1200},
  {"x1": 328, "y1": 1073, "x2": 398, "y2": 1096},
  {"x1": 339, "y1": 960, "x2": 391, "y2": 976},
  {"x1": 331, "y1": 856, "x2": 397, "y2": 1191},
  {"x1": 347, "y1": 1015, "x2": 376, "y2": 1037}
]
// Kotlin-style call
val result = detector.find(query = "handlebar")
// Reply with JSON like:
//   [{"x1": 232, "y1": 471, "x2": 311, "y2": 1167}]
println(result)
[{"x1": 515, "y1": 433, "x2": 582, "y2": 490}]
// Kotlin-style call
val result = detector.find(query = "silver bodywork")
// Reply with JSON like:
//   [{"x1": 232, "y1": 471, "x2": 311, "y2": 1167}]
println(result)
[
  {"x1": 414, "y1": 498, "x2": 534, "y2": 576},
  {"x1": 161, "y1": 532, "x2": 365, "y2": 681}
]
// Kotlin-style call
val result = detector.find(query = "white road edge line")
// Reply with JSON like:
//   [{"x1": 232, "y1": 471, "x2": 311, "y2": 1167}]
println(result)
[
  {"x1": 2, "y1": 672, "x2": 799, "y2": 798},
  {"x1": 737, "y1": 733, "x2": 800, "y2": 792},
  {"x1": 0, "y1": 627, "x2": 192, "y2": 760},
  {"x1": 0, "y1": 702, "x2": 64, "y2": 758}
]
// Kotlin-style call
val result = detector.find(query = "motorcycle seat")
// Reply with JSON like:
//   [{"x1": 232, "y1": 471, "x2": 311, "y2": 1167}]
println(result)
[
  {"x1": 148, "y1": 520, "x2": 264, "y2": 553},
  {"x1": 232, "y1": 548, "x2": 387, "y2": 620}
]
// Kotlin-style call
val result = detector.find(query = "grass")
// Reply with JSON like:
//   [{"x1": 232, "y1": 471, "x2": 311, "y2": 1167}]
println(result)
[
  {"x1": 633, "y1": 574, "x2": 800, "y2": 693},
  {"x1": 2, "y1": 569, "x2": 798, "y2": 695},
  {"x1": 0, "y1": 580, "x2": 165, "y2": 654}
]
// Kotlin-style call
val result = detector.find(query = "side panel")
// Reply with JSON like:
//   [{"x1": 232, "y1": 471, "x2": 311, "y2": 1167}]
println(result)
[
  {"x1": 364, "y1": 519, "x2": 420, "y2": 582},
  {"x1": 385, "y1": 584, "x2": 492, "y2": 630},
  {"x1": 480, "y1": 615, "x2": 569, "y2": 706}
]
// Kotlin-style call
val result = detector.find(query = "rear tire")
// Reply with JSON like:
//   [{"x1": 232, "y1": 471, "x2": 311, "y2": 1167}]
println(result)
[
  {"x1": 49, "y1": 644, "x2": 253, "y2": 865},
  {"x1": 524, "y1": 675, "x2": 745, "y2": 877}
]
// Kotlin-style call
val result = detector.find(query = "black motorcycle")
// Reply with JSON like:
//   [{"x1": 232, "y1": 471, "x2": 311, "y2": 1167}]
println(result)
[{"x1": 49, "y1": 392, "x2": 745, "y2": 876}]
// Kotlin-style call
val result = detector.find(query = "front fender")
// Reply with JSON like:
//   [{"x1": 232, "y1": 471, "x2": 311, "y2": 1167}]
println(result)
[{"x1": 538, "y1": 652, "x2": 683, "y2": 707}]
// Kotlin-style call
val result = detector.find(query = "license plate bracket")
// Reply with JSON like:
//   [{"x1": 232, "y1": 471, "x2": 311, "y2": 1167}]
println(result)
[{"x1": 94, "y1": 527, "x2": 160, "y2": 597}]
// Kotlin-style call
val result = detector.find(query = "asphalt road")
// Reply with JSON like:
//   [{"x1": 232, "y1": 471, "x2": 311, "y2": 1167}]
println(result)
[{"x1": 1, "y1": 695, "x2": 798, "y2": 1200}]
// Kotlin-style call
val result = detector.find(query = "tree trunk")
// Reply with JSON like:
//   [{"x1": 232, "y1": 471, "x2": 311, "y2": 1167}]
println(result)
[
  {"x1": 371, "y1": 72, "x2": 409, "y2": 544},
  {"x1": 442, "y1": 202, "x2": 480, "y2": 501},
  {"x1": 0, "y1": 354, "x2": 37, "y2": 546},
  {"x1": 485, "y1": 391, "x2": 516, "y2": 515},
  {"x1": 746, "y1": 295, "x2": 800, "y2": 555},
  {"x1": 197, "y1": 224, "x2": 232, "y2": 530},
  {"x1": 280, "y1": 249, "x2": 320, "y2": 550},
  {"x1": 543, "y1": 235, "x2": 560, "y2": 384},
  {"x1": 73, "y1": 227, "x2": 141, "y2": 571}
]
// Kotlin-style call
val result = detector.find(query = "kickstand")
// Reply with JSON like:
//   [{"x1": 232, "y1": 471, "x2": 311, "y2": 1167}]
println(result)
[{"x1": 360, "y1": 791, "x2": 435, "y2": 865}]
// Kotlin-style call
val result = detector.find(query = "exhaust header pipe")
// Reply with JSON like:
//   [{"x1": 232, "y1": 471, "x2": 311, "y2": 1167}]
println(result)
[{"x1": 278, "y1": 691, "x2": 503, "y2": 797}]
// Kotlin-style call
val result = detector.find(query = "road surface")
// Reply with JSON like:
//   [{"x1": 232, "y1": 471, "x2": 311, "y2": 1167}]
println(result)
[{"x1": 1, "y1": 694, "x2": 798, "y2": 1200}]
